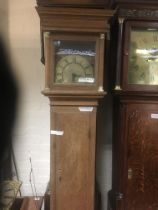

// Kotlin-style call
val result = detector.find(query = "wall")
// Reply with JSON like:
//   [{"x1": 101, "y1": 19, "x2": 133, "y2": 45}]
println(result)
[
  {"x1": 0, "y1": 1, "x2": 8, "y2": 40},
  {"x1": 6, "y1": 0, "x2": 50, "y2": 196},
  {"x1": 0, "y1": 0, "x2": 112, "y2": 209},
  {"x1": 96, "y1": 95, "x2": 112, "y2": 210}
]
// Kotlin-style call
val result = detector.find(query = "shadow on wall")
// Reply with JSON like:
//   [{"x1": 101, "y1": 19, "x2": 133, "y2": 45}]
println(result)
[
  {"x1": 0, "y1": 38, "x2": 19, "y2": 181},
  {"x1": 96, "y1": 94, "x2": 113, "y2": 210},
  {"x1": 95, "y1": 38, "x2": 113, "y2": 210}
]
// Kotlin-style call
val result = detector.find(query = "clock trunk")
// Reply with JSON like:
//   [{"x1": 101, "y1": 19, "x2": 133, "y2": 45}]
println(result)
[{"x1": 50, "y1": 105, "x2": 96, "y2": 210}]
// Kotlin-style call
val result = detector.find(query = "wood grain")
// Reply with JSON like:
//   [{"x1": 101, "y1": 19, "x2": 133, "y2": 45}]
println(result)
[{"x1": 50, "y1": 105, "x2": 97, "y2": 210}]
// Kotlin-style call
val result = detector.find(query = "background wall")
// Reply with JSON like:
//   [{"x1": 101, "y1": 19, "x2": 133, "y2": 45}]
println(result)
[
  {"x1": 0, "y1": 0, "x2": 50, "y2": 196},
  {"x1": 96, "y1": 95, "x2": 112, "y2": 210},
  {"x1": 0, "y1": 1, "x2": 8, "y2": 39},
  {"x1": 0, "y1": 0, "x2": 112, "y2": 209}
]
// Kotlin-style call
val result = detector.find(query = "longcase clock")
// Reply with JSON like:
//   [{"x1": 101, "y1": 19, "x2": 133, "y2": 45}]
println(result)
[
  {"x1": 36, "y1": 5, "x2": 114, "y2": 210},
  {"x1": 110, "y1": 3, "x2": 158, "y2": 210}
]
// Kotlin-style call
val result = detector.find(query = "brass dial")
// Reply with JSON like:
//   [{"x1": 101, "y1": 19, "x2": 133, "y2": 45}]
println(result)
[
  {"x1": 128, "y1": 29, "x2": 158, "y2": 85},
  {"x1": 55, "y1": 55, "x2": 94, "y2": 84}
]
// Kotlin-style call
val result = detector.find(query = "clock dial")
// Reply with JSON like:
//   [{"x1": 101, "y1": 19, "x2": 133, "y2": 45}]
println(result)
[
  {"x1": 53, "y1": 39, "x2": 96, "y2": 85},
  {"x1": 128, "y1": 28, "x2": 158, "y2": 85},
  {"x1": 55, "y1": 55, "x2": 94, "y2": 84}
]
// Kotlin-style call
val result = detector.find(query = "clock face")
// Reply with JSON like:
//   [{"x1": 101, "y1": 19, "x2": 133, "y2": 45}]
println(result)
[
  {"x1": 55, "y1": 55, "x2": 94, "y2": 84},
  {"x1": 128, "y1": 28, "x2": 158, "y2": 85},
  {"x1": 53, "y1": 40, "x2": 95, "y2": 85}
]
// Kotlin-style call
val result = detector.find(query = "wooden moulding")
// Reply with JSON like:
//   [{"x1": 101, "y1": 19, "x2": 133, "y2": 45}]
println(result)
[
  {"x1": 36, "y1": 7, "x2": 114, "y2": 33},
  {"x1": 36, "y1": 7, "x2": 114, "y2": 98},
  {"x1": 36, "y1": 7, "x2": 114, "y2": 64},
  {"x1": 42, "y1": 89, "x2": 107, "y2": 101},
  {"x1": 49, "y1": 97, "x2": 100, "y2": 106},
  {"x1": 36, "y1": 0, "x2": 113, "y2": 9},
  {"x1": 46, "y1": 92, "x2": 106, "y2": 106}
]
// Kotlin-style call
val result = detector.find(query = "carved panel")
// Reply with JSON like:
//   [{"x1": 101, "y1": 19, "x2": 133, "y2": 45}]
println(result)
[
  {"x1": 126, "y1": 104, "x2": 158, "y2": 210},
  {"x1": 119, "y1": 8, "x2": 158, "y2": 18},
  {"x1": 114, "y1": 0, "x2": 158, "y2": 10}
]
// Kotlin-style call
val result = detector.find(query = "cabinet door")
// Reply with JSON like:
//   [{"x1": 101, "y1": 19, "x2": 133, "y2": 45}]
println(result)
[
  {"x1": 50, "y1": 106, "x2": 96, "y2": 210},
  {"x1": 119, "y1": 103, "x2": 158, "y2": 210}
]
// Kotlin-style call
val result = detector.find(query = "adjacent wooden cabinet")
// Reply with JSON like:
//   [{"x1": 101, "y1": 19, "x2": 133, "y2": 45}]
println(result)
[{"x1": 110, "y1": 4, "x2": 158, "y2": 210}]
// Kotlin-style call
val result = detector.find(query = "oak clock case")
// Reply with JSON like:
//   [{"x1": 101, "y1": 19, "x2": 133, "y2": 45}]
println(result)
[
  {"x1": 122, "y1": 21, "x2": 158, "y2": 92},
  {"x1": 44, "y1": 32, "x2": 105, "y2": 210},
  {"x1": 44, "y1": 33, "x2": 105, "y2": 93},
  {"x1": 36, "y1": 5, "x2": 114, "y2": 210},
  {"x1": 43, "y1": 32, "x2": 106, "y2": 210}
]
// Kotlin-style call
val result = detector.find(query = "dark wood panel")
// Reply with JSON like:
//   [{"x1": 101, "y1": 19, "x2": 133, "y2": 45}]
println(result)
[
  {"x1": 112, "y1": 101, "x2": 158, "y2": 210},
  {"x1": 125, "y1": 103, "x2": 158, "y2": 210}
]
